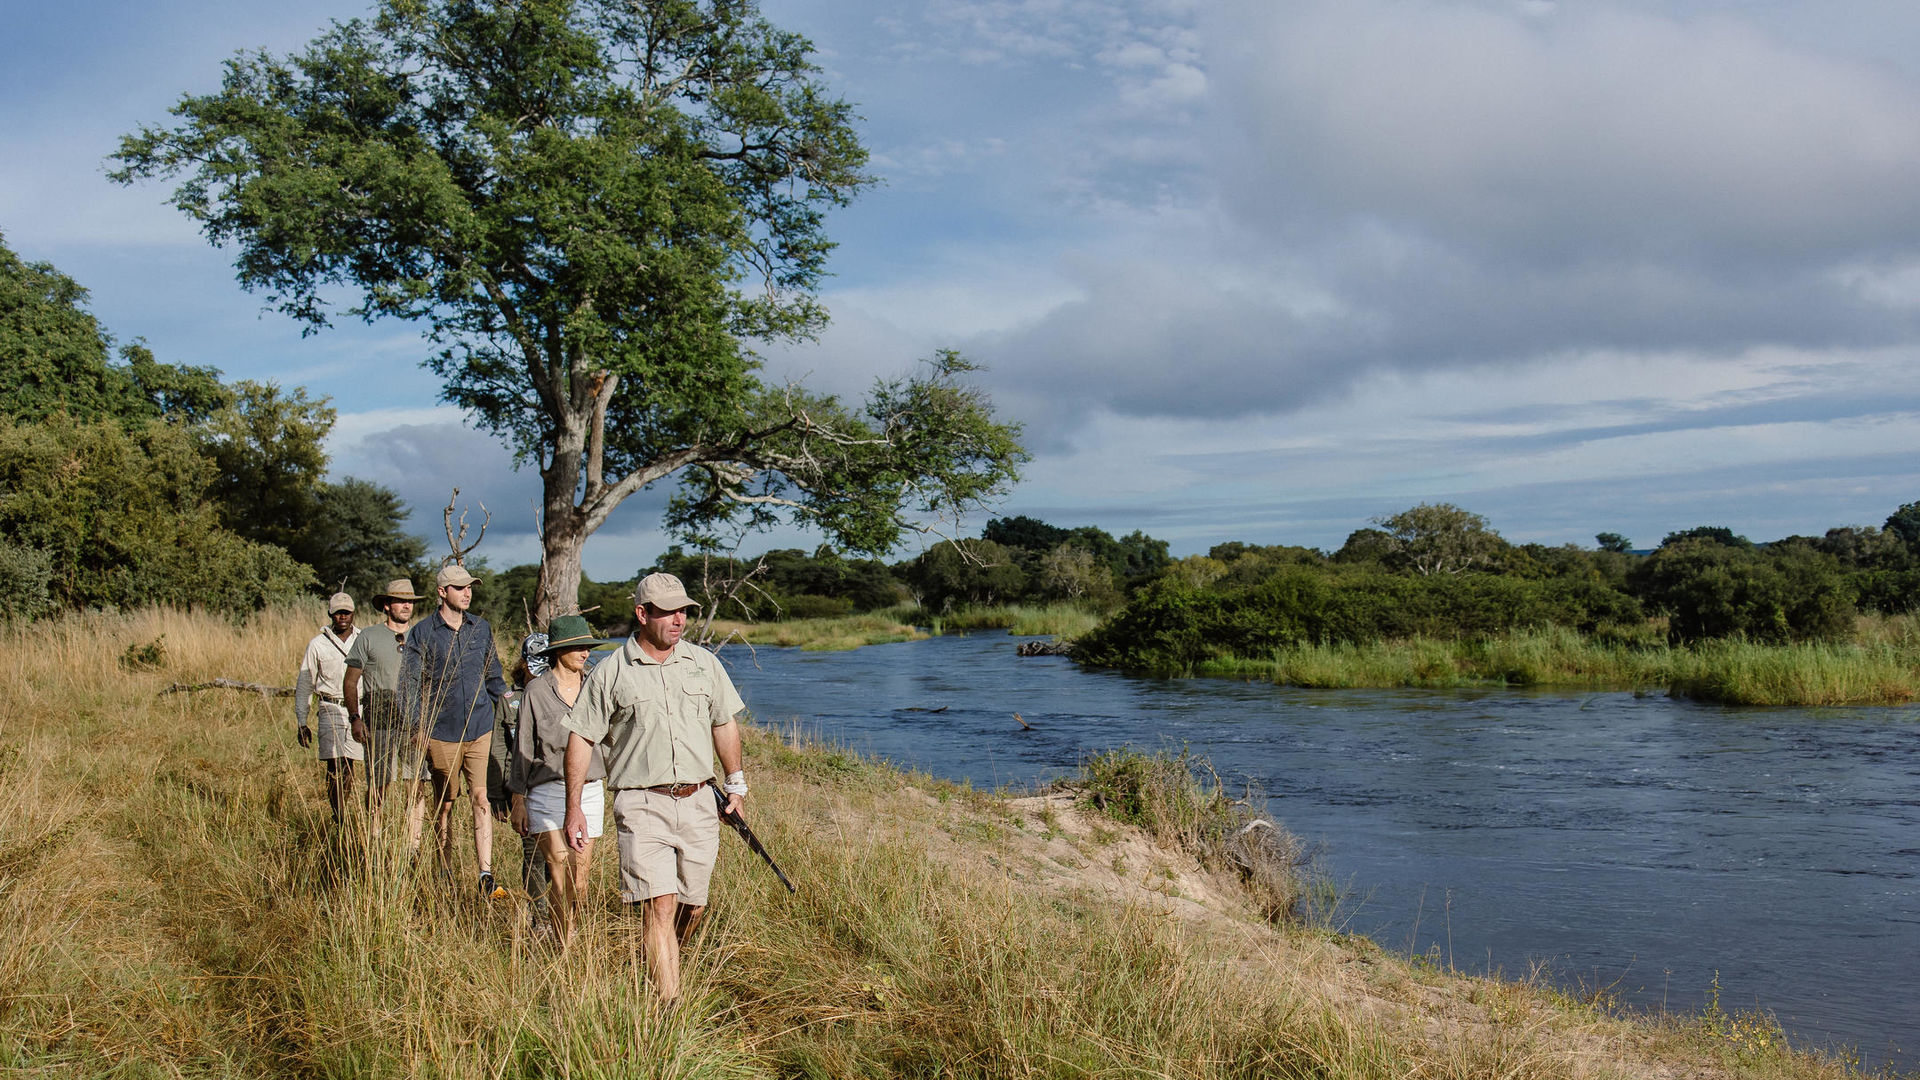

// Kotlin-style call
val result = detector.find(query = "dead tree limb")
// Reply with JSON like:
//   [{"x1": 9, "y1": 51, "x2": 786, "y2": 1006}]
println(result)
[{"x1": 160, "y1": 679, "x2": 294, "y2": 698}]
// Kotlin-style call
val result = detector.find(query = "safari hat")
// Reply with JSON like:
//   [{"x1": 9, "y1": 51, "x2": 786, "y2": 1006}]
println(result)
[
  {"x1": 436, "y1": 564, "x2": 478, "y2": 590},
  {"x1": 540, "y1": 614, "x2": 609, "y2": 654},
  {"x1": 373, "y1": 578, "x2": 426, "y2": 604},
  {"x1": 326, "y1": 592, "x2": 356, "y2": 614},
  {"x1": 634, "y1": 572, "x2": 699, "y2": 612}
]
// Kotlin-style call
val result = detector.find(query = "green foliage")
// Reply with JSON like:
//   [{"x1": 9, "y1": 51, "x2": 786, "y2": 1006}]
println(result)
[
  {"x1": 982, "y1": 515, "x2": 1069, "y2": 551},
  {"x1": 291, "y1": 478, "x2": 429, "y2": 599},
  {"x1": 645, "y1": 543, "x2": 903, "y2": 624},
  {"x1": 1076, "y1": 567, "x2": 1644, "y2": 675},
  {"x1": 0, "y1": 415, "x2": 311, "y2": 614},
  {"x1": 902, "y1": 538, "x2": 1027, "y2": 610},
  {"x1": 1885, "y1": 500, "x2": 1920, "y2": 552},
  {"x1": 1594, "y1": 531, "x2": 1633, "y2": 553},
  {"x1": 0, "y1": 540, "x2": 53, "y2": 622},
  {"x1": 1633, "y1": 540, "x2": 1853, "y2": 645},
  {"x1": 197, "y1": 381, "x2": 334, "y2": 556},
  {"x1": 115, "y1": 1, "x2": 1023, "y2": 621},
  {"x1": 1660, "y1": 525, "x2": 1751, "y2": 549},
  {"x1": 0, "y1": 233, "x2": 231, "y2": 427},
  {"x1": 1371, "y1": 502, "x2": 1507, "y2": 575}
]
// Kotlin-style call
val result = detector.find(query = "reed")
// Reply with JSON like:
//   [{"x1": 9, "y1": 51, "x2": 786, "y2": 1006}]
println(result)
[
  {"x1": 704, "y1": 609, "x2": 926, "y2": 651},
  {"x1": 0, "y1": 608, "x2": 1867, "y2": 1078},
  {"x1": 1189, "y1": 625, "x2": 1919, "y2": 706}
]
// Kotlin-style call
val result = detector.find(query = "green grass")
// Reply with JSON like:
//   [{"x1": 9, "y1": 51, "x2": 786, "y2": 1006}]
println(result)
[
  {"x1": 1189, "y1": 622, "x2": 1920, "y2": 706},
  {"x1": 908, "y1": 602, "x2": 1108, "y2": 638},
  {"x1": 704, "y1": 608, "x2": 926, "y2": 651}
]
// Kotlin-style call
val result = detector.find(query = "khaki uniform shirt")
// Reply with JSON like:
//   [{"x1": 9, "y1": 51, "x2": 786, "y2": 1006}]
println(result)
[
  {"x1": 345, "y1": 624, "x2": 407, "y2": 728},
  {"x1": 562, "y1": 637, "x2": 745, "y2": 790},
  {"x1": 294, "y1": 627, "x2": 360, "y2": 727}
]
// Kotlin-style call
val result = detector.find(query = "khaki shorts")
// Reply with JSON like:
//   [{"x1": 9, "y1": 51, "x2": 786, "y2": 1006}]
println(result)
[
  {"x1": 612, "y1": 785, "x2": 721, "y2": 906},
  {"x1": 312, "y1": 702, "x2": 365, "y2": 762},
  {"x1": 425, "y1": 732, "x2": 491, "y2": 806}
]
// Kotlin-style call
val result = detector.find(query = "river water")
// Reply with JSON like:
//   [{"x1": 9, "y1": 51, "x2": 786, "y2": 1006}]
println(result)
[{"x1": 724, "y1": 632, "x2": 1920, "y2": 1068}]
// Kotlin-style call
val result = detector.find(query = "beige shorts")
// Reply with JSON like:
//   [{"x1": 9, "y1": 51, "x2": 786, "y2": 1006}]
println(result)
[
  {"x1": 425, "y1": 732, "x2": 491, "y2": 805},
  {"x1": 312, "y1": 702, "x2": 364, "y2": 761},
  {"x1": 612, "y1": 785, "x2": 721, "y2": 906}
]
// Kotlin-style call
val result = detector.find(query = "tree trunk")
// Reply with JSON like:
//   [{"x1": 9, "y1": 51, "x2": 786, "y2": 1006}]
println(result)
[{"x1": 532, "y1": 516, "x2": 587, "y2": 630}]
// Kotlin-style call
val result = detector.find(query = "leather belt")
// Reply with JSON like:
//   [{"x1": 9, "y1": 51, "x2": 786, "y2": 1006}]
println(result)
[{"x1": 645, "y1": 780, "x2": 707, "y2": 799}]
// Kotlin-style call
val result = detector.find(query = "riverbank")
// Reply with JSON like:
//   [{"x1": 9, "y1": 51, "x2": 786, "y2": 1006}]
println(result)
[
  {"x1": 1190, "y1": 621, "x2": 1920, "y2": 706},
  {"x1": 0, "y1": 607, "x2": 1879, "y2": 1077}
]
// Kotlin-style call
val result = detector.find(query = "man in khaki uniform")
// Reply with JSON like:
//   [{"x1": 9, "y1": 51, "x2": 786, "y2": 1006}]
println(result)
[
  {"x1": 564, "y1": 572, "x2": 747, "y2": 1001},
  {"x1": 294, "y1": 592, "x2": 364, "y2": 821},
  {"x1": 345, "y1": 578, "x2": 429, "y2": 845}
]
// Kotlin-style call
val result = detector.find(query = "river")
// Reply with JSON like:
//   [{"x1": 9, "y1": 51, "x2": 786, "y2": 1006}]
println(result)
[{"x1": 724, "y1": 632, "x2": 1920, "y2": 1069}]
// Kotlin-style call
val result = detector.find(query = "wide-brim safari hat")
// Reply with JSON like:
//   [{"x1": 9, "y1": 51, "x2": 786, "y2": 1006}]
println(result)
[
  {"x1": 373, "y1": 578, "x2": 427, "y2": 603},
  {"x1": 541, "y1": 614, "x2": 611, "y2": 653}
]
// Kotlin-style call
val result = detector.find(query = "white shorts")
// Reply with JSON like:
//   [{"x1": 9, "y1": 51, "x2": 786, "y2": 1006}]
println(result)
[
  {"x1": 527, "y1": 778, "x2": 604, "y2": 839},
  {"x1": 312, "y1": 702, "x2": 364, "y2": 761}
]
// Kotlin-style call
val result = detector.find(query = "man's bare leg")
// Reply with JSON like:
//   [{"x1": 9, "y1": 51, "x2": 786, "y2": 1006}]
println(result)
[
  {"x1": 469, "y1": 782, "x2": 493, "y2": 878},
  {"x1": 405, "y1": 781, "x2": 429, "y2": 853},
  {"x1": 325, "y1": 758, "x2": 356, "y2": 822},
  {"x1": 643, "y1": 894, "x2": 684, "y2": 1000}
]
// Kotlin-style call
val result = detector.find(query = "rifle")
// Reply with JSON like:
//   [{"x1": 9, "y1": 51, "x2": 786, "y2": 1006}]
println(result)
[{"x1": 713, "y1": 784, "x2": 796, "y2": 893}]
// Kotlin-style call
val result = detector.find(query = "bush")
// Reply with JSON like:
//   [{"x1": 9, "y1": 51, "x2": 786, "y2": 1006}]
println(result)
[
  {"x1": 0, "y1": 415, "x2": 312, "y2": 615},
  {"x1": 1074, "y1": 567, "x2": 1643, "y2": 674},
  {"x1": 0, "y1": 540, "x2": 52, "y2": 622},
  {"x1": 1633, "y1": 540, "x2": 1853, "y2": 645}
]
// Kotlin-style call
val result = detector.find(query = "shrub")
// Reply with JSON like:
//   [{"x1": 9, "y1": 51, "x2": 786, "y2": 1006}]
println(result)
[{"x1": 0, "y1": 540, "x2": 52, "y2": 622}]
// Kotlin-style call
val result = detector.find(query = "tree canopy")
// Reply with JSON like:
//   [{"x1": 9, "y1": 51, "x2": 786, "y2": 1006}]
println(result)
[
  {"x1": 0, "y1": 232, "x2": 230, "y2": 426},
  {"x1": 115, "y1": 0, "x2": 1025, "y2": 624}
]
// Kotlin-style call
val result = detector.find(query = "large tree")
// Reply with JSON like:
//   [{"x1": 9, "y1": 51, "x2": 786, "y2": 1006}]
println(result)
[{"x1": 114, "y1": 0, "x2": 1024, "y2": 624}]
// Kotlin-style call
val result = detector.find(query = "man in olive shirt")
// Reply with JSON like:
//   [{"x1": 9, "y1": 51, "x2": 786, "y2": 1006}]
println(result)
[
  {"x1": 345, "y1": 578, "x2": 429, "y2": 845},
  {"x1": 563, "y1": 572, "x2": 747, "y2": 1001}
]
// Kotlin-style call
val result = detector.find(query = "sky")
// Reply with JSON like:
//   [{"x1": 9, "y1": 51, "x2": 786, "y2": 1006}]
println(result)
[{"x1": 6, "y1": 0, "x2": 1920, "y2": 578}]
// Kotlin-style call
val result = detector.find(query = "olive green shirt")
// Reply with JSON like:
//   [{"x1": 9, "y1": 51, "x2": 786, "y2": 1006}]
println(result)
[
  {"x1": 562, "y1": 637, "x2": 745, "y2": 790},
  {"x1": 345, "y1": 624, "x2": 407, "y2": 728}
]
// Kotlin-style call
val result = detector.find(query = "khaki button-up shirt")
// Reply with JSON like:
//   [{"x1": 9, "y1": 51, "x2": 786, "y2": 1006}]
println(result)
[
  {"x1": 562, "y1": 637, "x2": 745, "y2": 790},
  {"x1": 294, "y1": 627, "x2": 360, "y2": 726}
]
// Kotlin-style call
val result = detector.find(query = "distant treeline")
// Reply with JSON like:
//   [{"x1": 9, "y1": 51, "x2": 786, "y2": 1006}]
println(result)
[
  {"x1": 1074, "y1": 504, "x2": 1920, "y2": 675},
  {"x1": 461, "y1": 500, "x2": 1920, "y2": 672}
]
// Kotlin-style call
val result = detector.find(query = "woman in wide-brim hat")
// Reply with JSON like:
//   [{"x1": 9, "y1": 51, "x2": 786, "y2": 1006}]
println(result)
[{"x1": 506, "y1": 614, "x2": 610, "y2": 947}]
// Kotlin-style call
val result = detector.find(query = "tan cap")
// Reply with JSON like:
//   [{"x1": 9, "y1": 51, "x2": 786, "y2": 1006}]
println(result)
[
  {"x1": 634, "y1": 572, "x2": 699, "y2": 612},
  {"x1": 326, "y1": 592, "x2": 356, "y2": 614},
  {"x1": 373, "y1": 578, "x2": 427, "y2": 603},
  {"x1": 436, "y1": 564, "x2": 478, "y2": 589}
]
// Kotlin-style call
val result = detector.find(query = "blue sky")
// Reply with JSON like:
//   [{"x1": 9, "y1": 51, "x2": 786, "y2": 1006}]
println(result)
[{"x1": 7, "y1": 0, "x2": 1920, "y2": 577}]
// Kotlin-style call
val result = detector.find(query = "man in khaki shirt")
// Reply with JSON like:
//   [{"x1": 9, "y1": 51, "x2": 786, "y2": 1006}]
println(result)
[{"x1": 564, "y1": 572, "x2": 746, "y2": 1001}]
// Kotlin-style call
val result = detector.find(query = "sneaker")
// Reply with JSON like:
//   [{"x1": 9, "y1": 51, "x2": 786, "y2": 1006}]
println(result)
[{"x1": 479, "y1": 870, "x2": 507, "y2": 900}]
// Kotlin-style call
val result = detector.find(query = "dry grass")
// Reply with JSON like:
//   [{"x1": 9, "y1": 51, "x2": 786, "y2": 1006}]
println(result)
[{"x1": 0, "y1": 606, "x2": 1881, "y2": 1078}]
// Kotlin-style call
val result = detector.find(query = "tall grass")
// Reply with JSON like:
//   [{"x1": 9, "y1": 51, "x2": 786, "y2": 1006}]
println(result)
[
  {"x1": 704, "y1": 608, "x2": 926, "y2": 651},
  {"x1": 0, "y1": 607, "x2": 1870, "y2": 1078},
  {"x1": 1190, "y1": 623, "x2": 1920, "y2": 705}
]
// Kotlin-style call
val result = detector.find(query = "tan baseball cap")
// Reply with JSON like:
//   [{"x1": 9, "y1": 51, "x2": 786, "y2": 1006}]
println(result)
[
  {"x1": 634, "y1": 572, "x2": 699, "y2": 611},
  {"x1": 436, "y1": 564, "x2": 478, "y2": 589},
  {"x1": 326, "y1": 592, "x2": 356, "y2": 614}
]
